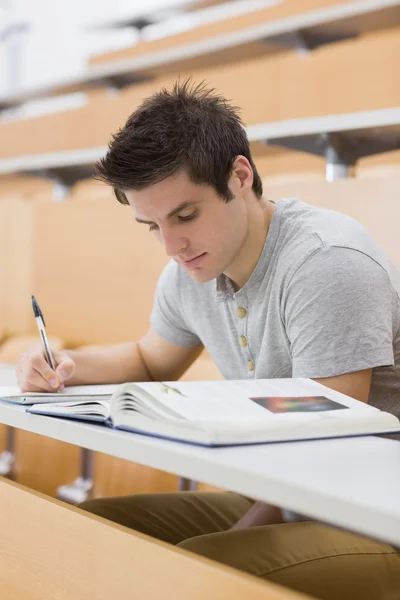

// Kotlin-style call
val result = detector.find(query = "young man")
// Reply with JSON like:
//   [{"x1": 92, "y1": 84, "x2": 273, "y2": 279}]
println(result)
[{"x1": 17, "y1": 81, "x2": 400, "y2": 598}]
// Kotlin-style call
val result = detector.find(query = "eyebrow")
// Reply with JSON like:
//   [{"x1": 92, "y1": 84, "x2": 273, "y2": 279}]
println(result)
[{"x1": 135, "y1": 201, "x2": 198, "y2": 225}]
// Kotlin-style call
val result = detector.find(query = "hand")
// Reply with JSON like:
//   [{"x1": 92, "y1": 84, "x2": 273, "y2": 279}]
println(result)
[
  {"x1": 16, "y1": 344, "x2": 76, "y2": 392},
  {"x1": 230, "y1": 502, "x2": 284, "y2": 530}
]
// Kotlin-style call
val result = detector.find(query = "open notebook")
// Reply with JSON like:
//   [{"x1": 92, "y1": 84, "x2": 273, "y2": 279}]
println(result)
[{"x1": 1, "y1": 378, "x2": 399, "y2": 447}]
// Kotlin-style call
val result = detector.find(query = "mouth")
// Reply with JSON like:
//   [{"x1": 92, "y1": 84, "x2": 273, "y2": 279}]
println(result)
[{"x1": 180, "y1": 252, "x2": 207, "y2": 269}]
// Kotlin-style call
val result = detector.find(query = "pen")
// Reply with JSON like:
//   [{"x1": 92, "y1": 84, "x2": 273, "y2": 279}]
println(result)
[{"x1": 31, "y1": 295, "x2": 56, "y2": 372}]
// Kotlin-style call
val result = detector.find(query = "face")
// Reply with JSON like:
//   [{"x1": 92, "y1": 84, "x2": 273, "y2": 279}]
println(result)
[{"x1": 124, "y1": 168, "x2": 250, "y2": 283}]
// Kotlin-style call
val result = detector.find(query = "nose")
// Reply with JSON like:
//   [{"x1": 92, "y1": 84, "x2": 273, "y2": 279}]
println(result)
[{"x1": 159, "y1": 226, "x2": 188, "y2": 258}]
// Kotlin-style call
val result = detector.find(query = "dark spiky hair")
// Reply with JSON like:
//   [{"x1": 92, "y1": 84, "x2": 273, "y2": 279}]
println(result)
[{"x1": 95, "y1": 79, "x2": 263, "y2": 204}]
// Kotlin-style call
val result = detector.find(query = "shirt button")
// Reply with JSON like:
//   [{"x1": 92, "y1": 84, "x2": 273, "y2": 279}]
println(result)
[
  {"x1": 247, "y1": 360, "x2": 255, "y2": 372},
  {"x1": 239, "y1": 335, "x2": 248, "y2": 348},
  {"x1": 236, "y1": 306, "x2": 247, "y2": 319}
]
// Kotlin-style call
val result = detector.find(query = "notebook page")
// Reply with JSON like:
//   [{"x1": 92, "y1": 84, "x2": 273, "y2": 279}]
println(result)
[
  {"x1": 135, "y1": 378, "x2": 365, "y2": 423},
  {"x1": 0, "y1": 384, "x2": 117, "y2": 398}
]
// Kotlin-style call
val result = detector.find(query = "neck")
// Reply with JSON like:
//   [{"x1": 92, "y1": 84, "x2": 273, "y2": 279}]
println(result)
[{"x1": 224, "y1": 197, "x2": 275, "y2": 290}]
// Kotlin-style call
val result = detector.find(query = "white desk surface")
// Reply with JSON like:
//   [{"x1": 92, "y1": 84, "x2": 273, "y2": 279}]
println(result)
[
  {"x1": 246, "y1": 107, "x2": 400, "y2": 142},
  {"x1": 1, "y1": 398, "x2": 399, "y2": 547}
]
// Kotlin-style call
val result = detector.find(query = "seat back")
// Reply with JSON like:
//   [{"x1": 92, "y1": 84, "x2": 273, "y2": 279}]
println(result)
[{"x1": 265, "y1": 176, "x2": 400, "y2": 267}]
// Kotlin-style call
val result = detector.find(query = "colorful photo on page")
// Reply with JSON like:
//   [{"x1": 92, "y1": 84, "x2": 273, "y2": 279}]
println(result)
[{"x1": 249, "y1": 396, "x2": 348, "y2": 413}]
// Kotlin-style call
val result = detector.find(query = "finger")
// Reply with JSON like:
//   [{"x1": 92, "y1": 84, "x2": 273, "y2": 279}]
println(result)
[
  {"x1": 21, "y1": 365, "x2": 59, "y2": 393},
  {"x1": 24, "y1": 352, "x2": 61, "y2": 391},
  {"x1": 54, "y1": 353, "x2": 76, "y2": 383},
  {"x1": 30, "y1": 351, "x2": 59, "y2": 382}
]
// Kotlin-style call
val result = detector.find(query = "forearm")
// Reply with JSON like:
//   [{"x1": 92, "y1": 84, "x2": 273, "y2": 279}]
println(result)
[
  {"x1": 66, "y1": 342, "x2": 151, "y2": 386},
  {"x1": 230, "y1": 501, "x2": 285, "y2": 530}
]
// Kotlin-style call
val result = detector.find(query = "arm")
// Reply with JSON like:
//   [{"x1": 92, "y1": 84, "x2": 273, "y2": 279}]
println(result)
[
  {"x1": 230, "y1": 502, "x2": 284, "y2": 530},
  {"x1": 313, "y1": 368, "x2": 372, "y2": 403},
  {"x1": 67, "y1": 328, "x2": 203, "y2": 386},
  {"x1": 17, "y1": 329, "x2": 203, "y2": 392}
]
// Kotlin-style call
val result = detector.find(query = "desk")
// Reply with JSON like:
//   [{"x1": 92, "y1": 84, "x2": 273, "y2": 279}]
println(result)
[
  {"x1": 247, "y1": 107, "x2": 400, "y2": 180},
  {"x1": 0, "y1": 400, "x2": 399, "y2": 547},
  {"x1": 0, "y1": 366, "x2": 315, "y2": 599}
]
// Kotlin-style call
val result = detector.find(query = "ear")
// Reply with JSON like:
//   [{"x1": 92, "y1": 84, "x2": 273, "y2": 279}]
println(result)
[{"x1": 230, "y1": 155, "x2": 254, "y2": 194}]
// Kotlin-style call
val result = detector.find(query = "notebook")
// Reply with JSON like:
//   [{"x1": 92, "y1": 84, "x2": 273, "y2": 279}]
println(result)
[
  {"x1": 5, "y1": 378, "x2": 399, "y2": 447},
  {"x1": 0, "y1": 384, "x2": 118, "y2": 404}
]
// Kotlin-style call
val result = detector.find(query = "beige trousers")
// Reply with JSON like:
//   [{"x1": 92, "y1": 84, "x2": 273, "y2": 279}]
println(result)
[{"x1": 80, "y1": 492, "x2": 400, "y2": 600}]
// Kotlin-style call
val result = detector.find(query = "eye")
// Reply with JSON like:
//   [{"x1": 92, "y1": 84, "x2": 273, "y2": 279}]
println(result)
[
  {"x1": 148, "y1": 223, "x2": 159, "y2": 232},
  {"x1": 178, "y1": 212, "x2": 197, "y2": 222}
]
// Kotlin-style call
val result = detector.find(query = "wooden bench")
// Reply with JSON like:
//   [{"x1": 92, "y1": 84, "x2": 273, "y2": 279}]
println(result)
[
  {"x1": 89, "y1": 0, "x2": 400, "y2": 71},
  {"x1": 0, "y1": 25, "x2": 398, "y2": 164},
  {"x1": 1, "y1": 0, "x2": 398, "y2": 108},
  {"x1": 0, "y1": 477, "x2": 314, "y2": 600},
  {"x1": 1, "y1": 106, "x2": 399, "y2": 194}
]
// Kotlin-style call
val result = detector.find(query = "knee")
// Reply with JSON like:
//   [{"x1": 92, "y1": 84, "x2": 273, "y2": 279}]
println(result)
[
  {"x1": 77, "y1": 494, "x2": 166, "y2": 532},
  {"x1": 78, "y1": 498, "x2": 113, "y2": 519}
]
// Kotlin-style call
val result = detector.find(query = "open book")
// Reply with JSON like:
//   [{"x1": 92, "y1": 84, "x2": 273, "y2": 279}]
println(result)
[{"x1": 2, "y1": 378, "x2": 398, "y2": 447}]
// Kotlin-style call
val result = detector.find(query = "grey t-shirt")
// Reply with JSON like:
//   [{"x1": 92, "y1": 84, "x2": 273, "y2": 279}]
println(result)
[{"x1": 151, "y1": 198, "x2": 400, "y2": 419}]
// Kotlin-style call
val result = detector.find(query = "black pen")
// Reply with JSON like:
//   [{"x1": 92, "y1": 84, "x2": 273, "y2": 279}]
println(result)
[{"x1": 31, "y1": 295, "x2": 56, "y2": 371}]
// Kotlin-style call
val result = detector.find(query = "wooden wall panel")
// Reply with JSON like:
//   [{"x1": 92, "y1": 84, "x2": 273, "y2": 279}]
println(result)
[
  {"x1": 13, "y1": 430, "x2": 80, "y2": 497},
  {"x1": 0, "y1": 179, "x2": 53, "y2": 339},
  {"x1": 92, "y1": 454, "x2": 178, "y2": 498},
  {"x1": 357, "y1": 150, "x2": 400, "y2": 179},
  {"x1": 179, "y1": 26, "x2": 400, "y2": 123},
  {"x1": 0, "y1": 200, "x2": 7, "y2": 343},
  {"x1": 265, "y1": 176, "x2": 400, "y2": 266},
  {"x1": 30, "y1": 191, "x2": 168, "y2": 346},
  {"x1": 253, "y1": 146, "x2": 400, "y2": 184},
  {"x1": 1, "y1": 197, "x2": 36, "y2": 337},
  {"x1": 0, "y1": 26, "x2": 399, "y2": 158}
]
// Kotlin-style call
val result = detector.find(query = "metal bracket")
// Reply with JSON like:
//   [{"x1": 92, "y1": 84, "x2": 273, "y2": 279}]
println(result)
[
  {"x1": 0, "y1": 450, "x2": 14, "y2": 477},
  {"x1": 56, "y1": 448, "x2": 94, "y2": 505},
  {"x1": 0, "y1": 426, "x2": 15, "y2": 478},
  {"x1": 25, "y1": 165, "x2": 96, "y2": 198},
  {"x1": 266, "y1": 28, "x2": 356, "y2": 55},
  {"x1": 262, "y1": 130, "x2": 400, "y2": 181},
  {"x1": 178, "y1": 477, "x2": 198, "y2": 491}
]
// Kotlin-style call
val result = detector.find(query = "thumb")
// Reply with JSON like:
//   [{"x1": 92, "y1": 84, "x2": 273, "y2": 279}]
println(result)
[{"x1": 54, "y1": 351, "x2": 76, "y2": 383}]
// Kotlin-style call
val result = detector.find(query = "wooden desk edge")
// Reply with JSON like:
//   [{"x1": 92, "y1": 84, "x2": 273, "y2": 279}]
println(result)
[{"x1": 0, "y1": 477, "x2": 314, "y2": 600}]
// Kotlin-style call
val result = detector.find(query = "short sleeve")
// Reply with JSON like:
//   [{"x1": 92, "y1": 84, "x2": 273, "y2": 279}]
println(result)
[
  {"x1": 150, "y1": 261, "x2": 202, "y2": 347},
  {"x1": 283, "y1": 246, "x2": 396, "y2": 378}
]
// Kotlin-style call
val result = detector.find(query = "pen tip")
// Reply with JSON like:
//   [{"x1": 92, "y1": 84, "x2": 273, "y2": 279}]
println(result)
[{"x1": 31, "y1": 295, "x2": 42, "y2": 320}]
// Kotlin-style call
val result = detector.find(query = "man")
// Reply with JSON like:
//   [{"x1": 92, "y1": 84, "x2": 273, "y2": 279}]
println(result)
[{"x1": 17, "y1": 81, "x2": 400, "y2": 599}]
